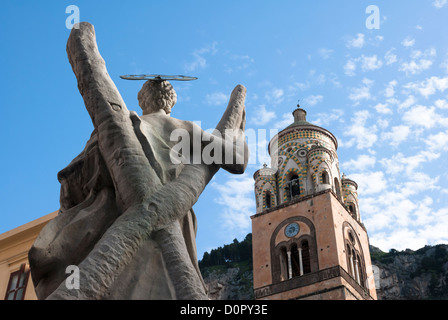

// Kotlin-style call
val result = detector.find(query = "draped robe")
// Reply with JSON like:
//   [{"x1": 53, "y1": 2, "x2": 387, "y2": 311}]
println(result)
[{"x1": 29, "y1": 113, "x2": 209, "y2": 299}]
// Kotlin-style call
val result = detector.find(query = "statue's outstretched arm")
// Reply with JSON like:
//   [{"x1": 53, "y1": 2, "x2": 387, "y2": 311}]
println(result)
[
  {"x1": 67, "y1": 22, "x2": 161, "y2": 211},
  {"x1": 198, "y1": 85, "x2": 249, "y2": 174},
  {"x1": 208, "y1": 84, "x2": 249, "y2": 174}
]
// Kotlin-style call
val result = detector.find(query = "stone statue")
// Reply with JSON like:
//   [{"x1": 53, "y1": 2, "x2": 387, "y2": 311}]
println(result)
[{"x1": 28, "y1": 22, "x2": 248, "y2": 300}]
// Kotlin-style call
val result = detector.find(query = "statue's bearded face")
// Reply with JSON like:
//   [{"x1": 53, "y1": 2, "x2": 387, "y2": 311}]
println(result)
[{"x1": 138, "y1": 80, "x2": 177, "y2": 115}]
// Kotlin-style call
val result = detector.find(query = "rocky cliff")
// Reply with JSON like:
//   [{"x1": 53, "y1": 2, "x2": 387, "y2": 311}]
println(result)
[
  {"x1": 200, "y1": 237, "x2": 448, "y2": 300},
  {"x1": 202, "y1": 262, "x2": 254, "y2": 300},
  {"x1": 371, "y1": 244, "x2": 448, "y2": 300}
]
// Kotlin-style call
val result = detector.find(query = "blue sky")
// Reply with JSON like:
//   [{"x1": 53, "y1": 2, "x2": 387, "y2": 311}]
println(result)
[{"x1": 1, "y1": 1, "x2": 448, "y2": 258}]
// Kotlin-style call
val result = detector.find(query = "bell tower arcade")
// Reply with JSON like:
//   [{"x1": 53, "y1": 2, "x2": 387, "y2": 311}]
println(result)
[{"x1": 251, "y1": 106, "x2": 377, "y2": 300}]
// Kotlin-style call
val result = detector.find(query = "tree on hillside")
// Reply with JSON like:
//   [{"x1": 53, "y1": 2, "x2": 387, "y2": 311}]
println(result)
[{"x1": 199, "y1": 233, "x2": 252, "y2": 269}]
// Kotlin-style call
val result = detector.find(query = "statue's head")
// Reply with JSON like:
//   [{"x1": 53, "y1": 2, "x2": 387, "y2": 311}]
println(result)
[{"x1": 138, "y1": 80, "x2": 177, "y2": 115}]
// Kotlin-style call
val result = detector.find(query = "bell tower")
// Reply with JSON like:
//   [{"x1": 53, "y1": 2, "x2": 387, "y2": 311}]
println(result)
[{"x1": 251, "y1": 106, "x2": 377, "y2": 300}]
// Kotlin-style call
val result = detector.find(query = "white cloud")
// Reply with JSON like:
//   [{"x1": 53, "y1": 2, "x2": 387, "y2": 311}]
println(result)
[
  {"x1": 344, "y1": 55, "x2": 383, "y2": 76},
  {"x1": 399, "y1": 59, "x2": 433, "y2": 75},
  {"x1": 211, "y1": 174, "x2": 254, "y2": 234},
  {"x1": 357, "y1": 135, "x2": 446, "y2": 251},
  {"x1": 184, "y1": 42, "x2": 218, "y2": 72},
  {"x1": 374, "y1": 103, "x2": 393, "y2": 114},
  {"x1": 435, "y1": 99, "x2": 448, "y2": 109},
  {"x1": 426, "y1": 130, "x2": 448, "y2": 151},
  {"x1": 303, "y1": 95, "x2": 323, "y2": 106},
  {"x1": 229, "y1": 54, "x2": 254, "y2": 63},
  {"x1": 384, "y1": 80, "x2": 397, "y2": 98},
  {"x1": 401, "y1": 37, "x2": 415, "y2": 47},
  {"x1": 225, "y1": 54, "x2": 255, "y2": 73},
  {"x1": 357, "y1": 165, "x2": 445, "y2": 250},
  {"x1": 318, "y1": 48, "x2": 334, "y2": 59},
  {"x1": 379, "y1": 152, "x2": 440, "y2": 176},
  {"x1": 370, "y1": 229, "x2": 424, "y2": 251},
  {"x1": 379, "y1": 154, "x2": 405, "y2": 175},
  {"x1": 399, "y1": 48, "x2": 436, "y2": 75},
  {"x1": 343, "y1": 110, "x2": 378, "y2": 149},
  {"x1": 346, "y1": 33, "x2": 365, "y2": 49},
  {"x1": 250, "y1": 105, "x2": 276, "y2": 125},
  {"x1": 294, "y1": 70, "x2": 340, "y2": 88},
  {"x1": 349, "y1": 86, "x2": 371, "y2": 103},
  {"x1": 433, "y1": 0, "x2": 448, "y2": 8},
  {"x1": 290, "y1": 81, "x2": 310, "y2": 91},
  {"x1": 414, "y1": 196, "x2": 434, "y2": 225},
  {"x1": 264, "y1": 88, "x2": 284, "y2": 105},
  {"x1": 311, "y1": 109, "x2": 344, "y2": 127},
  {"x1": 411, "y1": 48, "x2": 437, "y2": 59},
  {"x1": 417, "y1": 210, "x2": 448, "y2": 246},
  {"x1": 348, "y1": 78, "x2": 374, "y2": 105},
  {"x1": 377, "y1": 118, "x2": 389, "y2": 129},
  {"x1": 361, "y1": 55, "x2": 383, "y2": 71},
  {"x1": 381, "y1": 125, "x2": 410, "y2": 146},
  {"x1": 350, "y1": 171, "x2": 387, "y2": 195},
  {"x1": 342, "y1": 154, "x2": 376, "y2": 172},
  {"x1": 390, "y1": 200, "x2": 417, "y2": 227},
  {"x1": 403, "y1": 105, "x2": 438, "y2": 129},
  {"x1": 385, "y1": 49, "x2": 398, "y2": 65},
  {"x1": 205, "y1": 92, "x2": 228, "y2": 106},
  {"x1": 404, "y1": 76, "x2": 448, "y2": 98},
  {"x1": 401, "y1": 172, "x2": 439, "y2": 196},
  {"x1": 273, "y1": 112, "x2": 294, "y2": 129},
  {"x1": 398, "y1": 95, "x2": 416, "y2": 110},
  {"x1": 441, "y1": 57, "x2": 448, "y2": 73},
  {"x1": 344, "y1": 59, "x2": 356, "y2": 76}
]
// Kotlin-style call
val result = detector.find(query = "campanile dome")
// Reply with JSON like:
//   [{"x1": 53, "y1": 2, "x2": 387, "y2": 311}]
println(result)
[{"x1": 254, "y1": 105, "x2": 346, "y2": 213}]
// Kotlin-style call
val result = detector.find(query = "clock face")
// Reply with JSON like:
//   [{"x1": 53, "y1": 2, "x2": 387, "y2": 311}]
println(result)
[{"x1": 285, "y1": 223, "x2": 300, "y2": 238}]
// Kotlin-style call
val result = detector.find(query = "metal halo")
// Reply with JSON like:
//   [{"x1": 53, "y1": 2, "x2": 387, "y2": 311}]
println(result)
[{"x1": 120, "y1": 74, "x2": 198, "y2": 81}]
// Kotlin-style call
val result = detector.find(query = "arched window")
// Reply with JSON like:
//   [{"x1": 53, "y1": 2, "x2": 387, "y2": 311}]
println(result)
[
  {"x1": 290, "y1": 243, "x2": 301, "y2": 277},
  {"x1": 346, "y1": 243, "x2": 365, "y2": 286},
  {"x1": 346, "y1": 244, "x2": 353, "y2": 276},
  {"x1": 357, "y1": 254, "x2": 364, "y2": 284},
  {"x1": 272, "y1": 218, "x2": 318, "y2": 284},
  {"x1": 352, "y1": 249, "x2": 357, "y2": 280},
  {"x1": 291, "y1": 176, "x2": 300, "y2": 198},
  {"x1": 321, "y1": 170, "x2": 329, "y2": 184},
  {"x1": 348, "y1": 203, "x2": 357, "y2": 219},
  {"x1": 265, "y1": 192, "x2": 272, "y2": 209},
  {"x1": 348, "y1": 204, "x2": 354, "y2": 214},
  {"x1": 279, "y1": 246, "x2": 289, "y2": 281},
  {"x1": 290, "y1": 174, "x2": 299, "y2": 181},
  {"x1": 277, "y1": 240, "x2": 313, "y2": 282},
  {"x1": 285, "y1": 174, "x2": 300, "y2": 201},
  {"x1": 348, "y1": 231, "x2": 355, "y2": 244},
  {"x1": 334, "y1": 177, "x2": 342, "y2": 200},
  {"x1": 301, "y1": 240, "x2": 311, "y2": 274}
]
